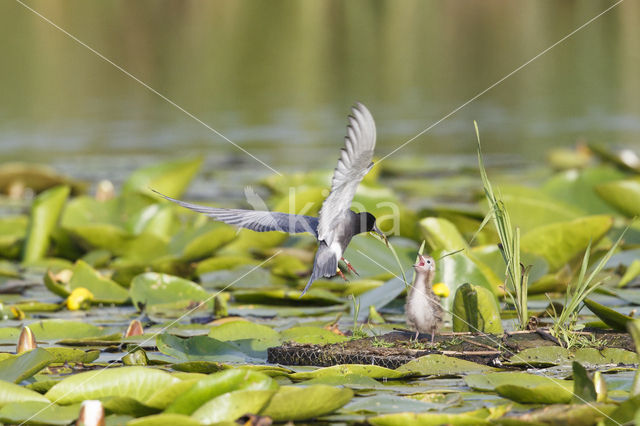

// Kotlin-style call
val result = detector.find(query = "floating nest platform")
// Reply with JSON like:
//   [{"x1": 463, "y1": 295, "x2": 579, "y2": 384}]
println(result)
[{"x1": 267, "y1": 329, "x2": 634, "y2": 369}]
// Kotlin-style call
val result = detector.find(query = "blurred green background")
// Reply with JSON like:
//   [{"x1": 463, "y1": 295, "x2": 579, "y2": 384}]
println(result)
[{"x1": 1, "y1": 0, "x2": 638, "y2": 173}]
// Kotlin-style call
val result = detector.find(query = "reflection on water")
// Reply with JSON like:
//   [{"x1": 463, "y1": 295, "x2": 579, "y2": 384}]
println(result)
[{"x1": 0, "y1": 0, "x2": 638, "y2": 173}]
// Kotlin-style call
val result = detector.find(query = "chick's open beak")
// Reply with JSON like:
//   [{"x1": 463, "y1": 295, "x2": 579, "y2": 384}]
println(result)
[
  {"x1": 372, "y1": 224, "x2": 388, "y2": 247},
  {"x1": 413, "y1": 254, "x2": 426, "y2": 267}
]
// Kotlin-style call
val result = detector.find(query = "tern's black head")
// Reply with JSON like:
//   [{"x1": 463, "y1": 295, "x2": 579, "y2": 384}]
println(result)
[{"x1": 356, "y1": 212, "x2": 388, "y2": 245}]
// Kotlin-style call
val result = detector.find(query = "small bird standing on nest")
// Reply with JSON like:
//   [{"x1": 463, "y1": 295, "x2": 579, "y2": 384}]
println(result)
[{"x1": 405, "y1": 254, "x2": 443, "y2": 343}]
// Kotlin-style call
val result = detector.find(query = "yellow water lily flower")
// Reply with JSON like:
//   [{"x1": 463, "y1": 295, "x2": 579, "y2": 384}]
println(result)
[
  {"x1": 67, "y1": 287, "x2": 94, "y2": 311},
  {"x1": 433, "y1": 282, "x2": 450, "y2": 298}
]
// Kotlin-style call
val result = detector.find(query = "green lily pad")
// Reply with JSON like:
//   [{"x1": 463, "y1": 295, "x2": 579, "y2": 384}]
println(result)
[
  {"x1": 0, "y1": 320, "x2": 112, "y2": 341},
  {"x1": 521, "y1": 215, "x2": 613, "y2": 270},
  {"x1": 397, "y1": 354, "x2": 492, "y2": 376},
  {"x1": 369, "y1": 412, "x2": 490, "y2": 426},
  {"x1": 0, "y1": 401, "x2": 81, "y2": 425},
  {"x1": 262, "y1": 385, "x2": 353, "y2": 421},
  {"x1": 343, "y1": 393, "x2": 461, "y2": 415},
  {"x1": 503, "y1": 346, "x2": 571, "y2": 367},
  {"x1": 595, "y1": 178, "x2": 640, "y2": 217},
  {"x1": 233, "y1": 289, "x2": 344, "y2": 306},
  {"x1": 0, "y1": 348, "x2": 55, "y2": 383},
  {"x1": 208, "y1": 321, "x2": 281, "y2": 358},
  {"x1": 124, "y1": 157, "x2": 203, "y2": 198},
  {"x1": 452, "y1": 282, "x2": 503, "y2": 334},
  {"x1": 495, "y1": 382, "x2": 573, "y2": 404},
  {"x1": 170, "y1": 223, "x2": 237, "y2": 261},
  {"x1": 127, "y1": 413, "x2": 203, "y2": 426},
  {"x1": 619, "y1": 260, "x2": 640, "y2": 288},
  {"x1": 195, "y1": 255, "x2": 258, "y2": 276},
  {"x1": 584, "y1": 298, "x2": 633, "y2": 332},
  {"x1": 434, "y1": 251, "x2": 501, "y2": 310},
  {"x1": 193, "y1": 389, "x2": 276, "y2": 424},
  {"x1": 419, "y1": 217, "x2": 469, "y2": 252},
  {"x1": 465, "y1": 371, "x2": 566, "y2": 391},
  {"x1": 166, "y1": 369, "x2": 277, "y2": 415},
  {"x1": 22, "y1": 185, "x2": 70, "y2": 263},
  {"x1": 505, "y1": 403, "x2": 617, "y2": 426},
  {"x1": 156, "y1": 334, "x2": 254, "y2": 363},
  {"x1": 543, "y1": 166, "x2": 625, "y2": 215},
  {"x1": 144, "y1": 379, "x2": 201, "y2": 410},
  {"x1": 604, "y1": 394, "x2": 640, "y2": 426},
  {"x1": 279, "y1": 326, "x2": 349, "y2": 345},
  {"x1": 101, "y1": 395, "x2": 158, "y2": 416},
  {"x1": 44, "y1": 347, "x2": 100, "y2": 364},
  {"x1": 300, "y1": 373, "x2": 383, "y2": 389},
  {"x1": 290, "y1": 365, "x2": 407, "y2": 381},
  {"x1": 572, "y1": 361, "x2": 597, "y2": 404},
  {"x1": 0, "y1": 215, "x2": 28, "y2": 259},
  {"x1": 65, "y1": 260, "x2": 129, "y2": 304},
  {"x1": 0, "y1": 380, "x2": 50, "y2": 407},
  {"x1": 45, "y1": 366, "x2": 179, "y2": 405},
  {"x1": 574, "y1": 348, "x2": 638, "y2": 365},
  {"x1": 130, "y1": 272, "x2": 211, "y2": 309}
]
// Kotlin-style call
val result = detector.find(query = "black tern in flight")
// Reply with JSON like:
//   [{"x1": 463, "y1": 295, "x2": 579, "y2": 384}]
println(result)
[{"x1": 153, "y1": 103, "x2": 387, "y2": 295}]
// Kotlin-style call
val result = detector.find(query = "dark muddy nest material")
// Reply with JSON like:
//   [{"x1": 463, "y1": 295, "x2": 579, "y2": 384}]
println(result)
[{"x1": 267, "y1": 329, "x2": 635, "y2": 368}]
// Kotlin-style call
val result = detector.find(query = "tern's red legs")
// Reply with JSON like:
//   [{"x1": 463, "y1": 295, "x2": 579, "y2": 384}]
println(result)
[
  {"x1": 341, "y1": 257, "x2": 359, "y2": 276},
  {"x1": 336, "y1": 269, "x2": 348, "y2": 281}
]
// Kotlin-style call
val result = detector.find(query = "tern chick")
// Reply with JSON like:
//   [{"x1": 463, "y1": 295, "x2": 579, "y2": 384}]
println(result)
[{"x1": 405, "y1": 254, "x2": 443, "y2": 343}]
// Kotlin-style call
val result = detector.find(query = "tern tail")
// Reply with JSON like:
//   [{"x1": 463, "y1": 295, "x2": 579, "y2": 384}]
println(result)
[{"x1": 300, "y1": 242, "x2": 338, "y2": 297}]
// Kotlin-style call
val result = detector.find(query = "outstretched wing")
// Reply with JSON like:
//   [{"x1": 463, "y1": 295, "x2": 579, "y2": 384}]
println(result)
[
  {"x1": 152, "y1": 190, "x2": 318, "y2": 236},
  {"x1": 317, "y1": 103, "x2": 376, "y2": 245}
]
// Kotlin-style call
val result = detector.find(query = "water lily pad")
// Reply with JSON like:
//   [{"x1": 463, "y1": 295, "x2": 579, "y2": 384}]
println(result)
[
  {"x1": 368, "y1": 412, "x2": 490, "y2": 426},
  {"x1": 44, "y1": 347, "x2": 100, "y2": 364},
  {"x1": 166, "y1": 369, "x2": 277, "y2": 415},
  {"x1": 290, "y1": 365, "x2": 407, "y2": 381},
  {"x1": 208, "y1": 321, "x2": 280, "y2": 359},
  {"x1": 0, "y1": 348, "x2": 54, "y2": 383},
  {"x1": 45, "y1": 366, "x2": 179, "y2": 405},
  {"x1": 1, "y1": 319, "x2": 113, "y2": 341},
  {"x1": 495, "y1": 382, "x2": 573, "y2": 404},
  {"x1": 279, "y1": 326, "x2": 348, "y2": 345},
  {"x1": 574, "y1": 348, "x2": 638, "y2": 365},
  {"x1": 65, "y1": 260, "x2": 129, "y2": 304},
  {"x1": 465, "y1": 371, "x2": 565, "y2": 391},
  {"x1": 397, "y1": 354, "x2": 492, "y2": 376},
  {"x1": 419, "y1": 217, "x2": 469, "y2": 252},
  {"x1": 0, "y1": 380, "x2": 50, "y2": 407},
  {"x1": 434, "y1": 252, "x2": 501, "y2": 310},
  {"x1": 572, "y1": 361, "x2": 597, "y2": 404},
  {"x1": 343, "y1": 393, "x2": 460, "y2": 414},
  {"x1": 127, "y1": 413, "x2": 203, "y2": 426},
  {"x1": 22, "y1": 185, "x2": 70, "y2": 263},
  {"x1": 584, "y1": 298, "x2": 633, "y2": 331},
  {"x1": 234, "y1": 289, "x2": 344, "y2": 306},
  {"x1": 262, "y1": 385, "x2": 353, "y2": 421},
  {"x1": 503, "y1": 346, "x2": 571, "y2": 367},
  {"x1": 505, "y1": 403, "x2": 616, "y2": 425},
  {"x1": 195, "y1": 255, "x2": 258, "y2": 275},
  {"x1": 452, "y1": 282, "x2": 503, "y2": 334},
  {"x1": 543, "y1": 166, "x2": 625, "y2": 215},
  {"x1": 354, "y1": 275, "x2": 406, "y2": 322},
  {"x1": 521, "y1": 215, "x2": 613, "y2": 270},
  {"x1": 0, "y1": 215, "x2": 28, "y2": 259},
  {"x1": 170, "y1": 222, "x2": 237, "y2": 261},
  {"x1": 192, "y1": 389, "x2": 276, "y2": 424},
  {"x1": 595, "y1": 178, "x2": 640, "y2": 217},
  {"x1": 156, "y1": 334, "x2": 254, "y2": 363},
  {"x1": 0, "y1": 401, "x2": 81, "y2": 425},
  {"x1": 301, "y1": 373, "x2": 383, "y2": 389},
  {"x1": 619, "y1": 260, "x2": 640, "y2": 288},
  {"x1": 130, "y1": 272, "x2": 211, "y2": 309},
  {"x1": 124, "y1": 157, "x2": 203, "y2": 198},
  {"x1": 604, "y1": 394, "x2": 640, "y2": 426}
]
